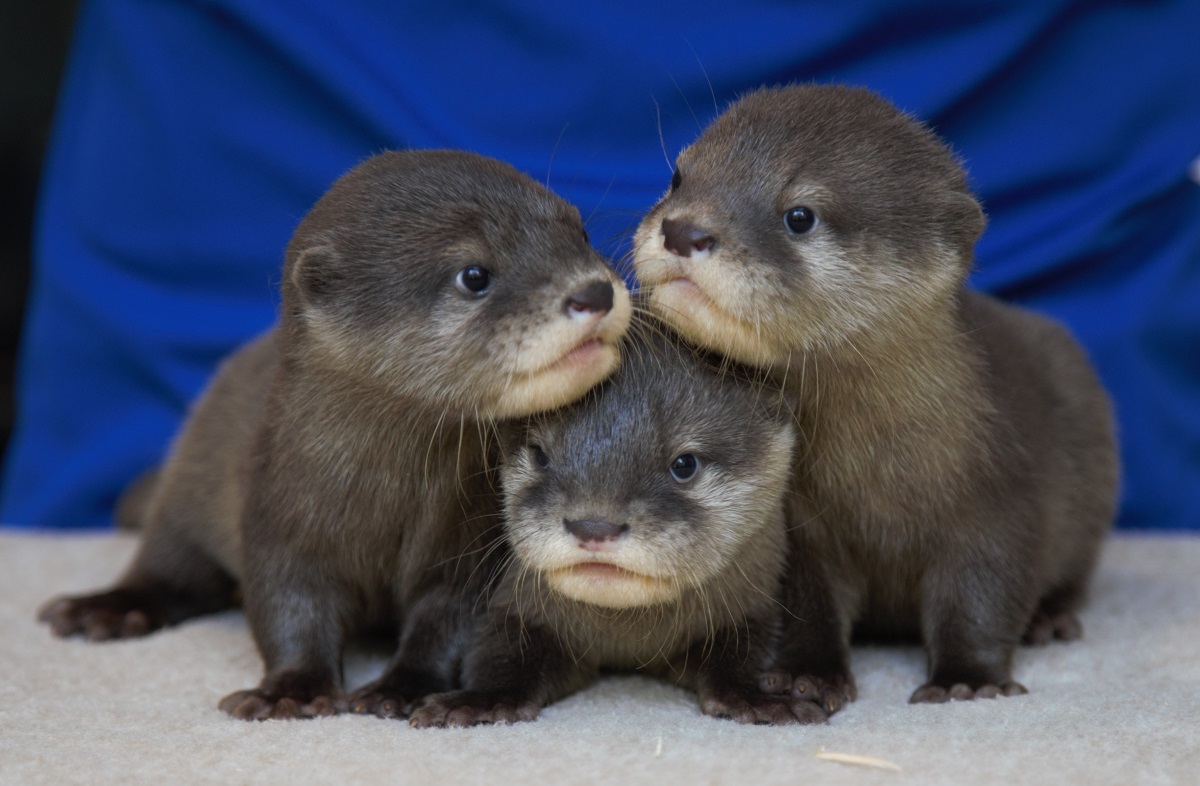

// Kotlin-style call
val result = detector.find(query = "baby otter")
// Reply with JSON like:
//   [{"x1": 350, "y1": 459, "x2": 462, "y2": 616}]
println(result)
[
  {"x1": 409, "y1": 319, "x2": 830, "y2": 728},
  {"x1": 38, "y1": 150, "x2": 633, "y2": 720},
  {"x1": 633, "y1": 85, "x2": 1118, "y2": 705}
]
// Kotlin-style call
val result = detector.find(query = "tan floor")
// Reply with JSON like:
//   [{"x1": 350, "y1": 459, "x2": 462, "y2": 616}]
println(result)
[{"x1": 2, "y1": 531, "x2": 1197, "y2": 785}]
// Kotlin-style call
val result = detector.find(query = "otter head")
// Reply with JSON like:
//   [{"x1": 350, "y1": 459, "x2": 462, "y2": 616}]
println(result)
[
  {"x1": 633, "y1": 85, "x2": 984, "y2": 368},
  {"x1": 283, "y1": 150, "x2": 632, "y2": 418},
  {"x1": 499, "y1": 321, "x2": 794, "y2": 610}
]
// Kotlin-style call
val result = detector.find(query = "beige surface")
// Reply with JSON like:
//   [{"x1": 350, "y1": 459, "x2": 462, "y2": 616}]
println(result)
[{"x1": 2, "y1": 531, "x2": 1197, "y2": 785}]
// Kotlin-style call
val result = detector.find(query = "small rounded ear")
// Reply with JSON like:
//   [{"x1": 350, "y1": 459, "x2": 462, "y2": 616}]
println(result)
[
  {"x1": 941, "y1": 191, "x2": 987, "y2": 259},
  {"x1": 496, "y1": 419, "x2": 534, "y2": 461},
  {"x1": 289, "y1": 244, "x2": 341, "y2": 308}
]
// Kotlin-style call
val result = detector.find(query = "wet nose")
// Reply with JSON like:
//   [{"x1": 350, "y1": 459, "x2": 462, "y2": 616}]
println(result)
[
  {"x1": 661, "y1": 218, "x2": 715, "y2": 258},
  {"x1": 563, "y1": 280, "x2": 615, "y2": 316},
  {"x1": 564, "y1": 518, "x2": 630, "y2": 544}
]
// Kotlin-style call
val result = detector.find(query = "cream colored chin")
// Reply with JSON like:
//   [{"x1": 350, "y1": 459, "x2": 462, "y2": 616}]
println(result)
[
  {"x1": 488, "y1": 342, "x2": 621, "y2": 418},
  {"x1": 650, "y1": 284, "x2": 787, "y2": 368},
  {"x1": 547, "y1": 566, "x2": 682, "y2": 609}
]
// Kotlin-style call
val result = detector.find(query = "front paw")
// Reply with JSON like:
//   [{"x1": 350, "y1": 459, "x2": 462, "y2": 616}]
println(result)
[
  {"x1": 348, "y1": 672, "x2": 442, "y2": 720},
  {"x1": 408, "y1": 690, "x2": 540, "y2": 728},
  {"x1": 700, "y1": 683, "x2": 829, "y2": 725},
  {"x1": 909, "y1": 680, "x2": 1028, "y2": 704},
  {"x1": 38, "y1": 590, "x2": 164, "y2": 641},
  {"x1": 219, "y1": 670, "x2": 345, "y2": 720},
  {"x1": 1022, "y1": 609, "x2": 1083, "y2": 646},
  {"x1": 219, "y1": 688, "x2": 345, "y2": 720},
  {"x1": 758, "y1": 669, "x2": 857, "y2": 715}
]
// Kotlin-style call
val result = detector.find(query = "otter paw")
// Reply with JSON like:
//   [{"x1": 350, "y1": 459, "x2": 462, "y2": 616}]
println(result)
[
  {"x1": 348, "y1": 667, "x2": 446, "y2": 719},
  {"x1": 38, "y1": 591, "x2": 164, "y2": 641},
  {"x1": 757, "y1": 670, "x2": 857, "y2": 715},
  {"x1": 408, "y1": 691, "x2": 540, "y2": 728},
  {"x1": 1022, "y1": 610, "x2": 1083, "y2": 646},
  {"x1": 909, "y1": 680, "x2": 1028, "y2": 704},
  {"x1": 699, "y1": 684, "x2": 829, "y2": 725},
  {"x1": 348, "y1": 685, "x2": 416, "y2": 719},
  {"x1": 219, "y1": 687, "x2": 345, "y2": 721}
]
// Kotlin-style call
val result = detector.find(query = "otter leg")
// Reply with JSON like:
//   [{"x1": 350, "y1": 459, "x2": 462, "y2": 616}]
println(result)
[
  {"x1": 38, "y1": 530, "x2": 238, "y2": 641},
  {"x1": 1022, "y1": 584, "x2": 1085, "y2": 645},
  {"x1": 219, "y1": 555, "x2": 350, "y2": 721},
  {"x1": 757, "y1": 546, "x2": 856, "y2": 715},
  {"x1": 409, "y1": 618, "x2": 588, "y2": 728},
  {"x1": 349, "y1": 584, "x2": 468, "y2": 719},
  {"x1": 911, "y1": 546, "x2": 1033, "y2": 703},
  {"x1": 692, "y1": 619, "x2": 830, "y2": 726}
]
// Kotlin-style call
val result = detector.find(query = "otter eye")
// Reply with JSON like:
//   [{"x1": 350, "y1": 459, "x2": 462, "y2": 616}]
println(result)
[
  {"x1": 530, "y1": 444, "x2": 550, "y2": 470},
  {"x1": 669, "y1": 454, "x2": 700, "y2": 483},
  {"x1": 455, "y1": 265, "x2": 493, "y2": 296},
  {"x1": 670, "y1": 168, "x2": 682, "y2": 192},
  {"x1": 783, "y1": 206, "x2": 818, "y2": 235}
]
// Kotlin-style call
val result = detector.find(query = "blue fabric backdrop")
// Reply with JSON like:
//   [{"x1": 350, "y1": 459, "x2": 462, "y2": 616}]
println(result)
[{"x1": 3, "y1": 0, "x2": 1198, "y2": 529}]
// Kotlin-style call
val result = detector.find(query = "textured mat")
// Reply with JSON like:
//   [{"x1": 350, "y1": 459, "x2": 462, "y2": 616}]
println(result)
[{"x1": 2, "y1": 531, "x2": 1197, "y2": 785}]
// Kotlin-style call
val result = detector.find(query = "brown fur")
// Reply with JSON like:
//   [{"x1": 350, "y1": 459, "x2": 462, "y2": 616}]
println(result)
[
  {"x1": 633, "y1": 85, "x2": 1118, "y2": 705},
  {"x1": 410, "y1": 319, "x2": 829, "y2": 727},
  {"x1": 38, "y1": 150, "x2": 633, "y2": 720}
]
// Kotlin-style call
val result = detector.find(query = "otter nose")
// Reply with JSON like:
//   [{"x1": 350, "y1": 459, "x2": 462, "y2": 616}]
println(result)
[
  {"x1": 661, "y1": 218, "x2": 715, "y2": 258},
  {"x1": 564, "y1": 280, "x2": 614, "y2": 317},
  {"x1": 564, "y1": 518, "x2": 629, "y2": 544}
]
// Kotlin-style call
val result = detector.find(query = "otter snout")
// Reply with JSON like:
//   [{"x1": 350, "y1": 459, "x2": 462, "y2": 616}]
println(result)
[
  {"x1": 563, "y1": 280, "x2": 615, "y2": 318},
  {"x1": 564, "y1": 518, "x2": 629, "y2": 550},
  {"x1": 661, "y1": 218, "x2": 716, "y2": 258}
]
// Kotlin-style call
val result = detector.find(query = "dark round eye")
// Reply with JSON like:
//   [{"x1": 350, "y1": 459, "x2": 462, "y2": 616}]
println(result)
[
  {"x1": 455, "y1": 265, "x2": 493, "y2": 296},
  {"x1": 530, "y1": 444, "x2": 550, "y2": 470},
  {"x1": 670, "y1": 168, "x2": 682, "y2": 192},
  {"x1": 783, "y1": 206, "x2": 818, "y2": 235},
  {"x1": 669, "y1": 454, "x2": 700, "y2": 483}
]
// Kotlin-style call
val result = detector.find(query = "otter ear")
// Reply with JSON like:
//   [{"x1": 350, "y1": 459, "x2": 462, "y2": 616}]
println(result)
[
  {"x1": 941, "y1": 191, "x2": 987, "y2": 259},
  {"x1": 289, "y1": 244, "x2": 343, "y2": 308},
  {"x1": 495, "y1": 420, "x2": 533, "y2": 463}
]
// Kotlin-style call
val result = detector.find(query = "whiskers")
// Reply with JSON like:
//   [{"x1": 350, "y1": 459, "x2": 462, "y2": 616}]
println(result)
[
  {"x1": 653, "y1": 96, "x2": 672, "y2": 175},
  {"x1": 544, "y1": 121, "x2": 570, "y2": 189},
  {"x1": 683, "y1": 39, "x2": 719, "y2": 118}
]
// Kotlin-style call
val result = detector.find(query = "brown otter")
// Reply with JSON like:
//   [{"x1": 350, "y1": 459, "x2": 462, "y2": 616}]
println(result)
[
  {"x1": 37, "y1": 149, "x2": 633, "y2": 720},
  {"x1": 409, "y1": 319, "x2": 830, "y2": 728},
  {"x1": 632, "y1": 85, "x2": 1118, "y2": 706}
]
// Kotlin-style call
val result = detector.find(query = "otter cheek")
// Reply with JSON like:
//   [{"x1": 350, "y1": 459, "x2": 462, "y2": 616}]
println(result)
[{"x1": 650, "y1": 286, "x2": 785, "y2": 369}]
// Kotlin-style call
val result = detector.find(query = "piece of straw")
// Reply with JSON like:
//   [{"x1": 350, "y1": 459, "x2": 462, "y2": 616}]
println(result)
[{"x1": 814, "y1": 750, "x2": 903, "y2": 772}]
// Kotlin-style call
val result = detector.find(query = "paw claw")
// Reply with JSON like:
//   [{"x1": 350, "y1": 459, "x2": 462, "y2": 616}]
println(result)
[
  {"x1": 757, "y1": 670, "x2": 792, "y2": 695},
  {"x1": 757, "y1": 669, "x2": 855, "y2": 716}
]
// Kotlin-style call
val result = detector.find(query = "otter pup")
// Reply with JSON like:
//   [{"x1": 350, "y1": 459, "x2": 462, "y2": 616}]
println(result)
[
  {"x1": 632, "y1": 85, "x2": 1118, "y2": 705},
  {"x1": 409, "y1": 320, "x2": 829, "y2": 728},
  {"x1": 38, "y1": 150, "x2": 633, "y2": 720}
]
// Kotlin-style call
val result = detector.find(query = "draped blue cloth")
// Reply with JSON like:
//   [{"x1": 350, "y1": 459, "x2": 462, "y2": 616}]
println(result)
[{"x1": 4, "y1": 0, "x2": 1198, "y2": 529}]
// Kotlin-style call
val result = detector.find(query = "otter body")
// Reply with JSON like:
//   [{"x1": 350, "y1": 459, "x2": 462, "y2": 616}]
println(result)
[
  {"x1": 410, "y1": 322, "x2": 827, "y2": 727},
  {"x1": 40, "y1": 150, "x2": 633, "y2": 719},
  {"x1": 633, "y1": 85, "x2": 1118, "y2": 705}
]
